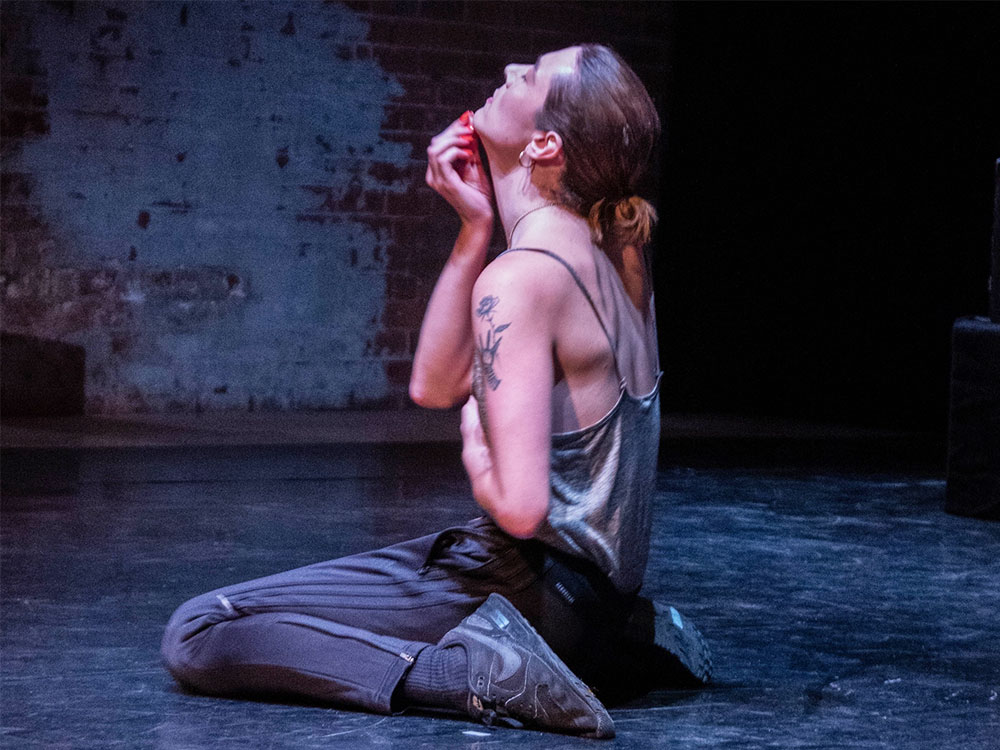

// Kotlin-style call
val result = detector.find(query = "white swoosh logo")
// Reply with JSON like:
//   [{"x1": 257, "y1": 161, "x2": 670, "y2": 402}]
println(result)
[{"x1": 459, "y1": 628, "x2": 523, "y2": 683}]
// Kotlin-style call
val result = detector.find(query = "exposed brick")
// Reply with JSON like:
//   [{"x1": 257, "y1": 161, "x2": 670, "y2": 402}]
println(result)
[
  {"x1": 1, "y1": 108, "x2": 50, "y2": 137},
  {"x1": 395, "y1": 74, "x2": 436, "y2": 103},
  {"x1": 435, "y1": 77, "x2": 491, "y2": 106},
  {"x1": 79, "y1": 269, "x2": 118, "y2": 296},
  {"x1": 370, "y1": 1, "x2": 420, "y2": 18},
  {"x1": 419, "y1": 1, "x2": 466, "y2": 21},
  {"x1": 3, "y1": 46, "x2": 45, "y2": 76},
  {"x1": 380, "y1": 129, "x2": 428, "y2": 157},
  {"x1": 361, "y1": 189, "x2": 387, "y2": 214},
  {"x1": 370, "y1": 45, "x2": 421, "y2": 74},
  {"x1": 418, "y1": 48, "x2": 469, "y2": 75},
  {"x1": 336, "y1": 177, "x2": 364, "y2": 211},
  {"x1": 0, "y1": 0, "x2": 671, "y2": 415},
  {"x1": 0, "y1": 172, "x2": 33, "y2": 202},
  {"x1": 383, "y1": 103, "x2": 430, "y2": 131},
  {"x1": 368, "y1": 160, "x2": 409, "y2": 184},
  {"x1": 385, "y1": 272, "x2": 425, "y2": 301},
  {"x1": 383, "y1": 298, "x2": 426, "y2": 328},
  {"x1": 397, "y1": 247, "x2": 454, "y2": 278},
  {"x1": 368, "y1": 17, "x2": 489, "y2": 51},
  {"x1": 391, "y1": 215, "x2": 450, "y2": 245},
  {"x1": 384, "y1": 358, "x2": 412, "y2": 387},
  {"x1": 463, "y1": 2, "x2": 525, "y2": 28},
  {"x1": 466, "y1": 0, "x2": 644, "y2": 35},
  {"x1": 295, "y1": 213, "x2": 343, "y2": 225},
  {"x1": 385, "y1": 184, "x2": 437, "y2": 216},
  {"x1": 2, "y1": 76, "x2": 33, "y2": 107},
  {"x1": 1, "y1": 204, "x2": 46, "y2": 232},
  {"x1": 462, "y1": 52, "x2": 509, "y2": 79},
  {"x1": 367, "y1": 327, "x2": 409, "y2": 356}
]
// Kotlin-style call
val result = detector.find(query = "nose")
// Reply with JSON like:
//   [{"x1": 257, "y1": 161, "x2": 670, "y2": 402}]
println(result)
[{"x1": 503, "y1": 63, "x2": 528, "y2": 85}]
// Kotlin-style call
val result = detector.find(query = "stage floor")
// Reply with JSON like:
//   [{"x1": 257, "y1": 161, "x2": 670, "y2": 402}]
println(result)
[{"x1": 2, "y1": 442, "x2": 996, "y2": 749}]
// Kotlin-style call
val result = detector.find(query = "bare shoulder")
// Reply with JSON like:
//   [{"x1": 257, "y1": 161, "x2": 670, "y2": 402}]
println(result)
[{"x1": 473, "y1": 250, "x2": 568, "y2": 311}]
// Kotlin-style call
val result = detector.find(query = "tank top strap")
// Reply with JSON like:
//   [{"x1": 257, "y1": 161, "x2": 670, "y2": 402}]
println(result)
[{"x1": 499, "y1": 247, "x2": 624, "y2": 384}]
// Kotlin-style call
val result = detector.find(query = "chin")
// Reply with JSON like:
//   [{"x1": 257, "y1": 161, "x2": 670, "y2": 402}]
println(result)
[{"x1": 471, "y1": 113, "x2": 492, "y2": 143}]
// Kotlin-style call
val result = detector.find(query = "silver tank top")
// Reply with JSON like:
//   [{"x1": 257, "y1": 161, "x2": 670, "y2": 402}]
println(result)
[{"x1": 479, "y1": 248, "x2": 661, "y2": 594}]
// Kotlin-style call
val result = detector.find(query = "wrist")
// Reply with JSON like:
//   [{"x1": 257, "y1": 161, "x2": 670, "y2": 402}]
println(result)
[
  {"x1": 450, "y1": 219, "x2": 493, "y2": 262},
  {"x1": 459, "y1": 216, "x2": 494, "y2": 240}
]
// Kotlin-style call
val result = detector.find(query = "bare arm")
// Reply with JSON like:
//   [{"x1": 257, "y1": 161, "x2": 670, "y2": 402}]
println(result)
[
  {"x1": 410, "y1": 222, "x2": 492, "y2": 408},
  {"x1": 410, "y1": 114, "x2": 495, "y2": 408},
  {"x1": 460, "y1": 255, "x2": 556, "y2": 538}
]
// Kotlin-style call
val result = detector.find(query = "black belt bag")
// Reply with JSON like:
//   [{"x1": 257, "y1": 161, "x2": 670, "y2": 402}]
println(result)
[{"x1": 534, "y1": 544, "x2": 636, "y2": 631}]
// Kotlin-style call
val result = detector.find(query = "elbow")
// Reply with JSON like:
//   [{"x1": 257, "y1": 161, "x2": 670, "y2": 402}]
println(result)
[
  {"x1": 409, "y1": 378, "x2": 453, "y2": 410},
  {"x1": 409, "y1": 361, "x2": 472, "y2": 410},
  {"x1": 493, "y1": 501, "x2": 547, "y2": 540},
  {"x1": 502, "y1": 518, "x2": 542, "y2": 540}
]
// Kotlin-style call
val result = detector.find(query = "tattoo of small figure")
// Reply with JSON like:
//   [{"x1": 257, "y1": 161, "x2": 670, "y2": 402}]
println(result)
[{"x1": 475, "y1": 295, "x2": 510, "y2": 391}]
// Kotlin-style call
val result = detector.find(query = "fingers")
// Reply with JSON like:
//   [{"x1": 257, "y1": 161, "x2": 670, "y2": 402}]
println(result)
[
  {"x1": 461, "y1": 395, "x2": 489, "y2": 447},
  {"x1": 427, "y1": 133, "x2": 478, "y2": 186},
  {"x1": 427, "y1": 114, "x2": 478, "y2": 174},
  {"x1": 460, "y1": 395, "x2": 480, "y2": 437},
  {"x1": 425, "y1": 112, "x2": 493, "y2": 222},
  {"x1": 426, "y1": 146, "x2": 474, "y2": 195},
  {"x1": 427, "y1": 120, "x2": 475, "y2": 157}
]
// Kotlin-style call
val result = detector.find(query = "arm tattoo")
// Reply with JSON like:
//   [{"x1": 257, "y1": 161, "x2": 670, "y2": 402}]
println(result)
[{"x1": 475, "y1": 295, "x2": 510, "y2": 391}]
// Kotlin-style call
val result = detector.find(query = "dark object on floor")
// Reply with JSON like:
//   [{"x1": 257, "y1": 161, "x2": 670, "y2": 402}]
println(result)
[
  {"x1": 946, "y1": 316, "x2": 1000, "y2": 518},
  {"x1": 0, "y1": 332, "x2": 85, "y2": 417}
]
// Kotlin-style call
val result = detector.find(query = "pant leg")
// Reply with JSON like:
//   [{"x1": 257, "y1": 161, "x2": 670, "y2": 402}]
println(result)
[{"x1": 161, "y1": 517, "x2": 539, "y2": 713}]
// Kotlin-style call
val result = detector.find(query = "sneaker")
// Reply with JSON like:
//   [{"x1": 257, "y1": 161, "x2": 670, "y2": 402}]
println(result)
[
  {"x1": 624, "y1": 597, "x2": 713, "y2": 686},
  {"x1": 438, "y1": 593, "x2": 615, "y2": 738}
]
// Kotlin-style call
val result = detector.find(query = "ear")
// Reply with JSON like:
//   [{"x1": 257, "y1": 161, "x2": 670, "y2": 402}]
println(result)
[{"x1": 523, "y1": 130, "x2": 564, "y2": 166}]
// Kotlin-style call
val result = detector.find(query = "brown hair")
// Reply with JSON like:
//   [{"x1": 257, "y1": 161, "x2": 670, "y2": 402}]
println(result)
[{"x1": 535, "y1": 45, "x2": 661, "y2": 252}]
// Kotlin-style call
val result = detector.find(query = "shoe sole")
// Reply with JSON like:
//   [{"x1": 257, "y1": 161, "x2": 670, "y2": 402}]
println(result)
[{"x1": 650, "y1": 601, "x2": 713, "y2": 684}]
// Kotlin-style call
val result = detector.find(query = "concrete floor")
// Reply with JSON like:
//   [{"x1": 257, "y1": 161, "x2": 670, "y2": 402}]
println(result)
[{"x1": 2, "y1": 432, "x2": 995, "y2": 748}]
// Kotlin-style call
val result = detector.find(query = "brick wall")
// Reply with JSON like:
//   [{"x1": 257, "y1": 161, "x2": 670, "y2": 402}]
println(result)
[{"x1": 1, "y1": 0, "x2": 671, "y2": 414}]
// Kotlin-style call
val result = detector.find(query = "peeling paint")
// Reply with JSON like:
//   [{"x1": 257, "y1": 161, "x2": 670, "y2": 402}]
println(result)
[{"x1": 6, "y1": 1, "x2": 411, "y2": 413}]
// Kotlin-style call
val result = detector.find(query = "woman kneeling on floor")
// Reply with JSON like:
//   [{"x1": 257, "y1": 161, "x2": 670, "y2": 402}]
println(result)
[{"x1": 161, "y1": 43, "x2": 711, "y2": 739}]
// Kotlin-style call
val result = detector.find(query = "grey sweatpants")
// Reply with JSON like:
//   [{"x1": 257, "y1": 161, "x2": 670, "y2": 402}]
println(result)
[{"x1": 161, "y1": 516, "x2": 633, "y2": 714}]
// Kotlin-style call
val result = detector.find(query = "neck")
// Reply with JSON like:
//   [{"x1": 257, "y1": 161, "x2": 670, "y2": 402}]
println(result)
[
  {"x1": 490, "y1": 162, "x2": 548, "y2": 243},
  {"x1": 489, "y1": 160, "x2": 590, "y2": 250}
]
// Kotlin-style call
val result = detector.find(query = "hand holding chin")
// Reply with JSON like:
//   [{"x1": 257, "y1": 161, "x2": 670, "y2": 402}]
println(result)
[{"x1": 426, "y1": 111, "x2": 494, "y2": 226}]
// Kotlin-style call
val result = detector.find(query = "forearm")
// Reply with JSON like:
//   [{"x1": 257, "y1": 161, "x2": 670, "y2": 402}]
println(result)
[
  {"x1": 460, "y1": 392, "x2": 549, "y2": 540},
  {"x1": 410, "y1": 220, "x2": 493, "y2": 408},
  {"x1": 466, "y1": 468, "x2": 540, "y2": 540}
]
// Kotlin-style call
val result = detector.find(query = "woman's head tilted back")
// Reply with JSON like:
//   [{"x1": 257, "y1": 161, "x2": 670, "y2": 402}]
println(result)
[{"x1": 536, "y1": 44, "x2": 661, "y2": 252}]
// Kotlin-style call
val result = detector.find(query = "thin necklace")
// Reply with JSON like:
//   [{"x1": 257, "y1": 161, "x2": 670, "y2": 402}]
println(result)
[{"x1": 506, "y1": 202, "x2": 558, "y2": 249}]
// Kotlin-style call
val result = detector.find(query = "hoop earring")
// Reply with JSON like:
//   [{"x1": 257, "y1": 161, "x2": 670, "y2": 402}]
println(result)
[{"x1": 517, "y1": 149, "x2": 534, "y2": 169}]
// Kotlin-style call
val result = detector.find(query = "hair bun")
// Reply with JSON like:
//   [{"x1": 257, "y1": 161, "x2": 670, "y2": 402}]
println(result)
[{"x1": 587, "y1": 195, "x2": 657, "y2": 250}]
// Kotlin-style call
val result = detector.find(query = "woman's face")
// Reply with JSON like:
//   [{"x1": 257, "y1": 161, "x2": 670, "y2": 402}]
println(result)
[{"x1": 473, "y1": 46, "x2": 579, "y2": 153}]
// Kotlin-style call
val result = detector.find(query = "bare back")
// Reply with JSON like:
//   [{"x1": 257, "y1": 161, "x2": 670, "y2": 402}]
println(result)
[{"x1": 499, "y1": 244, "x2": 659, "y2": 434}]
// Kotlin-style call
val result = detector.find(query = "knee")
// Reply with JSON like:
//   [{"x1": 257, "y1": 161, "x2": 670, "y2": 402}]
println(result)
[{"x1": 160, "y1": 591, "x2": 226, "y2": 685}]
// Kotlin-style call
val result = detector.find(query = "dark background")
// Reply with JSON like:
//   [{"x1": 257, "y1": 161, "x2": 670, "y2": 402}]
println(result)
[
  {"x1": 2, "y1": 1, "x2": 998, "y2": 432},
  {"x1": 658, "y1": 2, "x2": 999, "y2": 431}
]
